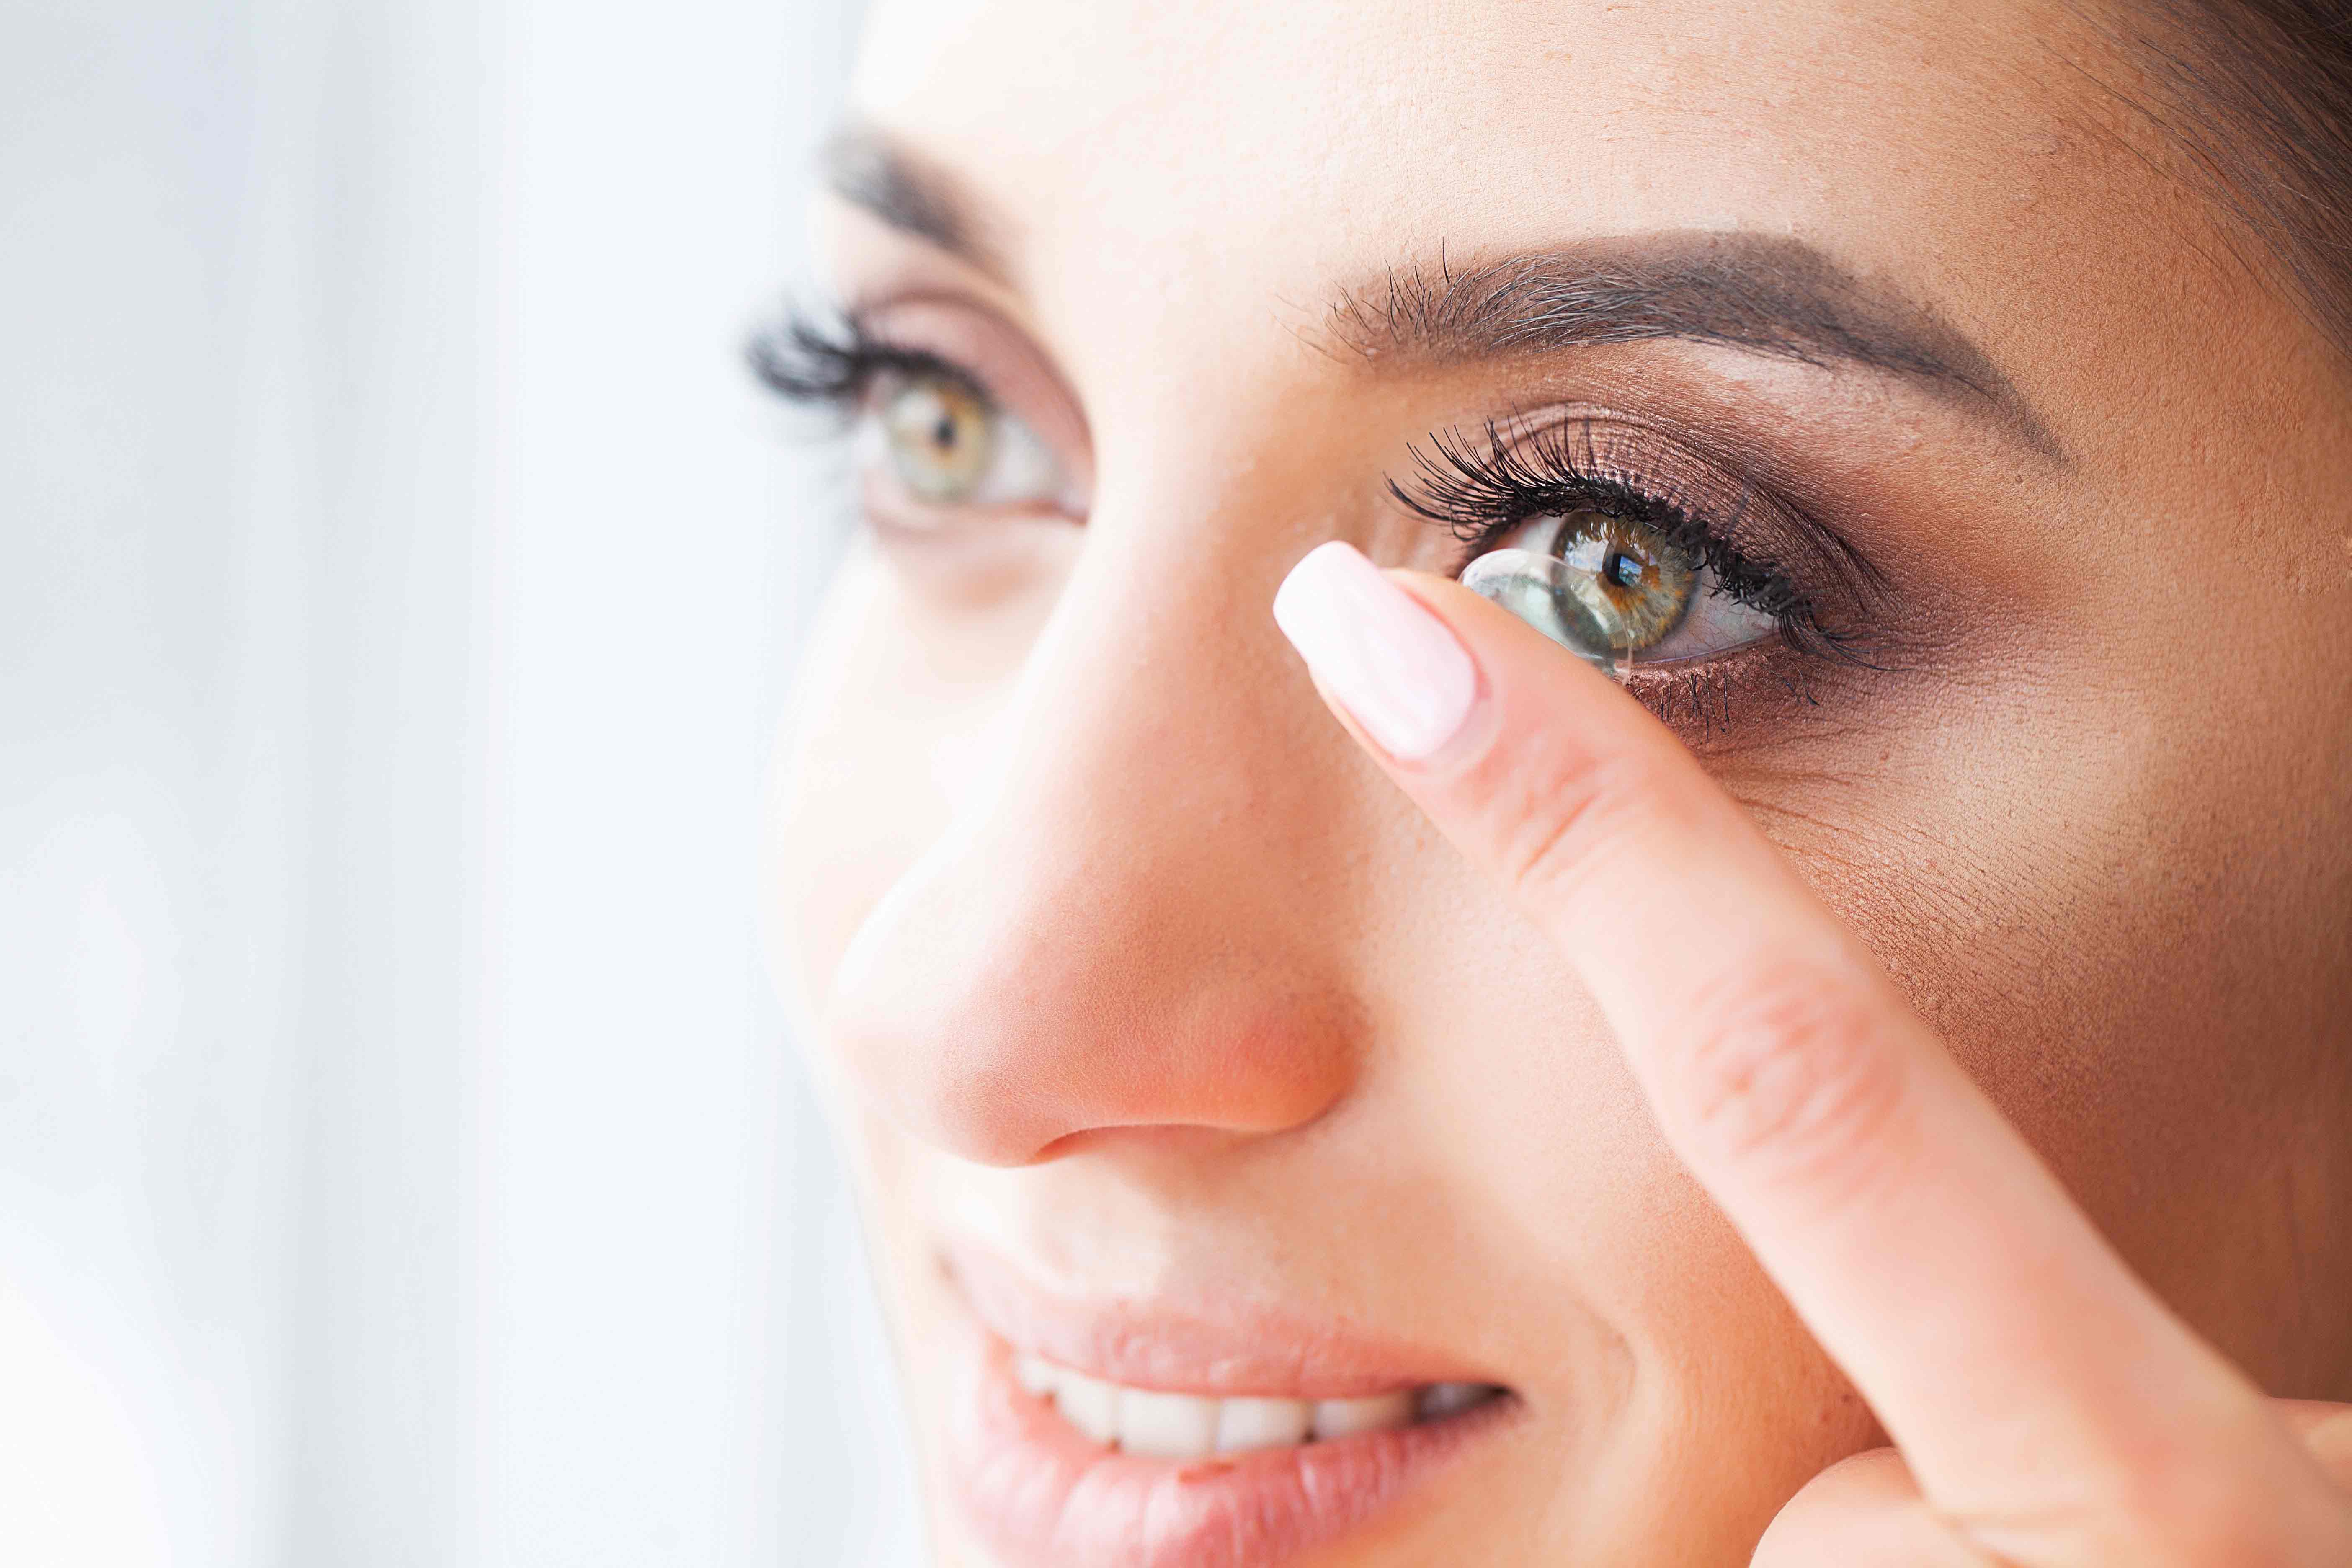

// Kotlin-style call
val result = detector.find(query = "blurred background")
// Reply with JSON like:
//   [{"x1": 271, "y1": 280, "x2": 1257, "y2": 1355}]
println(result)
[{"x1": 0, "y1": 0, "x2": 923, "y2": 1562}]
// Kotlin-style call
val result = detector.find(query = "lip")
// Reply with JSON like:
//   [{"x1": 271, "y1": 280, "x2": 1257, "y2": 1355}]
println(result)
[
  {"x1": 935, "y1": 1246, "x2": 1521, "y2": 1568},
  {"x1": 944, "y1": 1242, "x2": 1504, "y2": 1397}
]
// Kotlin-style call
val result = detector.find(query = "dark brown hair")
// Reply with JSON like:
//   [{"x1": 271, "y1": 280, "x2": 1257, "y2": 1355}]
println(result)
[{"x1": 2127, "y1": 1, "x2": 2352, "y2": 363}]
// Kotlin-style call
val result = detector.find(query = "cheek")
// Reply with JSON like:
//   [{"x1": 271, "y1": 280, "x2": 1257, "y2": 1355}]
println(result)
[
  {"x1": 1735, "y1": 653, "x2": 2351, "y2": 1388},
  {"x1": 1346, "y1": 832, "x2": 1877, "y2": 1534}
]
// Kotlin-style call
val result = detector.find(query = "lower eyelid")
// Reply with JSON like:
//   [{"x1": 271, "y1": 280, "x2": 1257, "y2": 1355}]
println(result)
[{"x1": 1615, "y1": 633, "x2": 1840, "y2": 740}]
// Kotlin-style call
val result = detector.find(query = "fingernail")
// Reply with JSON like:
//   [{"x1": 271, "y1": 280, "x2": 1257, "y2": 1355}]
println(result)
[{"x1": 1272, "y1": 541, "x2": 1477, "y2": 761}]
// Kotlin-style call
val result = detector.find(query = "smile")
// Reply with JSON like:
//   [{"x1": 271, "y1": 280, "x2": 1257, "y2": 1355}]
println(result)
[
  {"x1": 935, "y1": 1245, "x2": 1522, "y2": 1568},
  {"x1": 1013, "y1": 1350, "x2": 1506, "y2": 1460}
]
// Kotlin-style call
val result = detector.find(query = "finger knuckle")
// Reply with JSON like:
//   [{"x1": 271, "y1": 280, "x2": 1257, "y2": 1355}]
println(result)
[
  {"x1": 1483, "y1": 740, "x2": 1672, "y2": 908},
  {"x1": 2100, "y1": 1455, "x2": 2317, "y2": 1567},
  {"x1": 1961, "y1": 1423, "x2": 2317, "y2": 1566},
  {"x1": 1671, "y1": 963, "x2": 1915, "y2": 1207}
]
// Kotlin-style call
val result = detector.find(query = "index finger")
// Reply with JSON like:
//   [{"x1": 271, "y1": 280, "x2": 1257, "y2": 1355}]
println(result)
[{"x1": 1270, "y1": 542, "x2": 2300, "y2": 1545}]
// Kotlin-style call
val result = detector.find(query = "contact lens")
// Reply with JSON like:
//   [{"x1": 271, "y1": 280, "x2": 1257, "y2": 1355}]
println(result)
[{"x1": 1460, "y1": 547, "x2": 1628, "y2": 677}]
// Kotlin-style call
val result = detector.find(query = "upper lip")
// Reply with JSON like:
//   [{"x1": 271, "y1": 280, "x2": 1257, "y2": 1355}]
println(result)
[{"x1": 942, "y1": 1240, "x2": 1508, "y2": 1400}]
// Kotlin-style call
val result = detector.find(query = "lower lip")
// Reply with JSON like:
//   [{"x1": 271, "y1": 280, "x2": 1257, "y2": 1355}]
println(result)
[{"x1": 938, "y1": 1317, "x2": 1515, "y2": 1568}]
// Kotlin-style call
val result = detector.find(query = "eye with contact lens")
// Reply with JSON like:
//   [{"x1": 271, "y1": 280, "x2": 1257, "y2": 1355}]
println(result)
[{"x1": 1460, "y1": 510, "x2": 1779, "y2": 675}]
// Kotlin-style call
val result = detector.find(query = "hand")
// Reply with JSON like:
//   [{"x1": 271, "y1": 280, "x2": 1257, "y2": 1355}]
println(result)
[{"x1": 1270, "y1": 542, "x2": 2352, "y2": 1565}]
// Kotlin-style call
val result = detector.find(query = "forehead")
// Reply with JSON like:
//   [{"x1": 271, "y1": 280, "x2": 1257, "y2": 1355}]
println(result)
[
  {"x1": 834, "y1": 0, "x2": 2277, "y2": 494},
  {"x1": 846, "y1": 0, "x2": 2138, "y2": 322}
]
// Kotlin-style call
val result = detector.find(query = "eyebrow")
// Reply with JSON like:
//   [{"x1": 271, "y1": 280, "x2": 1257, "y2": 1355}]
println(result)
[
  {"x1": 823, "y1": 124, "x2": 2062, "y2": 461},
  {"x1": 822, "y1": 124, "x2": 1002, "y2": 278},
  {"x1": 1333, "y1": 240, "x2": 2061, "y2": 459}
]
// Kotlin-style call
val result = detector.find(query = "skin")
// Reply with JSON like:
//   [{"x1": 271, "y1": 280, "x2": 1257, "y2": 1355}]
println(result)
[{"x1": 761, "y1": 0, "x2": 2352, "y2": 1561}]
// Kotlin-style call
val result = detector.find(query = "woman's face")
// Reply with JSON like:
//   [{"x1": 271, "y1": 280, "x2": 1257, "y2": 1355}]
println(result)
[{"x1": 762, "y1": 0, "x2": 2352, "y2": 1562}]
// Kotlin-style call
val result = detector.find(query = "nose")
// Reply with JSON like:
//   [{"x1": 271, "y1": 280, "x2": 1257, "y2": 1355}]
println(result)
[{"x1": 822, "y1": 539, "x2": 1364, "y2": 1167}]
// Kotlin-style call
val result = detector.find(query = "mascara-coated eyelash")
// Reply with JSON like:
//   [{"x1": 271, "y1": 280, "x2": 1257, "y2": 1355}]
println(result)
[
  {"x1": 1389, "y1": 418, "x2": 1857, "y2": 663},
  {"x1": 748, "y1": 307, "x2": 964, "y2": 411}
]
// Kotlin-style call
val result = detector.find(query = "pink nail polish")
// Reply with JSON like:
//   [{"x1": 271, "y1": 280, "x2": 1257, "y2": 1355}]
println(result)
[{"x1": 1272, "y1": 542, "x2": 1478, "y2": 761}]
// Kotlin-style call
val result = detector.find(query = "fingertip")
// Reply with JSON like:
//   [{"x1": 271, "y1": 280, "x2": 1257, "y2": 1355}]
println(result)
[{"x1": 1271, "y1": 542, "x2": 1478, "y2": 762}]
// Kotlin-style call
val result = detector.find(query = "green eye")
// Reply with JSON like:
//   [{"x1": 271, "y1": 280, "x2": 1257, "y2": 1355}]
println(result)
[
  {"x1": 879, "y1": 370, "x2": 995, "y2": 501},
  {"x1": 1549, "y1": 511, "x2": 1697, "y2": 652},
  {"x1": 1462, "y1": 509, "x2": 1776, "y2": 671},
  {"x1": 860, "y1": 366, "x2": 1068, "y2": 511}
]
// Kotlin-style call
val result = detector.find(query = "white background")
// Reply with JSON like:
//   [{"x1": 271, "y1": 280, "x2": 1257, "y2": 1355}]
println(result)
[{"x1": 0, "y1": 0, "x2": 921, "y2": 1561}]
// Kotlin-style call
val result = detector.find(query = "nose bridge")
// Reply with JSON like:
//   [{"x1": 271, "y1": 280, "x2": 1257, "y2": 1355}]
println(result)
[{"x1": 824, "y1": 531, "x2": 1362, "y2": 1166}]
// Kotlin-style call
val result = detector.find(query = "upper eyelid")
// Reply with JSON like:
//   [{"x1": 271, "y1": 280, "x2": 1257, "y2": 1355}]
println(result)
[
  {"x1": 844, "y1": 295, "x2": 1097, "y2": 482},
  {"x1": 1387, "y1": 417, "x2": 1869, "y2": 660},
  {"x1": 747, "y1": 309, "x2": 996, "y2": 410},
  {"x1": 845, "y1": 315, "x2": 996, "y2": 384},
  {"x1": 1394, "y1": 413, "x2": 1859, "y2": 573},
  {"x1": 1441, "y1": 470, "x2": 1799, "y2": 610}
]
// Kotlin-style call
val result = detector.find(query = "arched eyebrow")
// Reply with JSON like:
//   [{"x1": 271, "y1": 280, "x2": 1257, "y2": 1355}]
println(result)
[
  {"x1": 823, "y1": 124, "x2": 2063, "y2": 462},
  {"x1": 1330, "y1": 240, "x2": 2063, "y2": 461},
  {"x1": 822, "y1": 124, "x2": 1007, "y2": 281}
]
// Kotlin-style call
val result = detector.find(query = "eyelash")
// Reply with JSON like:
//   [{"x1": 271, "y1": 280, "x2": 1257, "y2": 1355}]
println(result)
[
  {"x1": 750, "y1": 307, "x2": 1859, "y2": 668},
  {"x1": 1389, "y1": 419, "x2": 1851, "y2": 663},
  {"x1": 747, "y1": 307, "x2": 968, "y2": 414}
]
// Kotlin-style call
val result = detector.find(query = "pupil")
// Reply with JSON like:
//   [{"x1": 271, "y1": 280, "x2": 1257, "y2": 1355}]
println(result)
[
  {"x1": 1604, "y1": 549, "x2": 1643, "y2": 589},
  {"x1": 931, "y1": 414, "x2": 957, "y2": 451}
]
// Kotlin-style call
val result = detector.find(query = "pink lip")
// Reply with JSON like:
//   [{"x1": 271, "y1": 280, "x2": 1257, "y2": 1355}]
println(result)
[
  {"x1": 935, "y1": 1247, "x2": 1520, "y2": 1568},
  {"x1": 944, "y1": 1242, "x2": 1500, "y2": 1397}
]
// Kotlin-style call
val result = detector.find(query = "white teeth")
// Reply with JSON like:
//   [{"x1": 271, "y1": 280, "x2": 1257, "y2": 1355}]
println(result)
[
  {"x1": 1055, "y1": 1369, "x2": 1122, "y2": 1445},
  {"x1": 1215, "y1": 1396, "x2": 1313, "y2": 1453},
  {"x1": 1014, "y1": 1353, "x2": 1465, "y2": 1459},
  {"x1": 1310, "y1": 1391, "x2": 1415, "y2": 1440},
  {"x1": 1117, "y1": 1387, "x2": 1220, "y2": 1460},
  {"x1": 1014, "y1": 1353, "x2": 1057, "y2": 1397}
]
